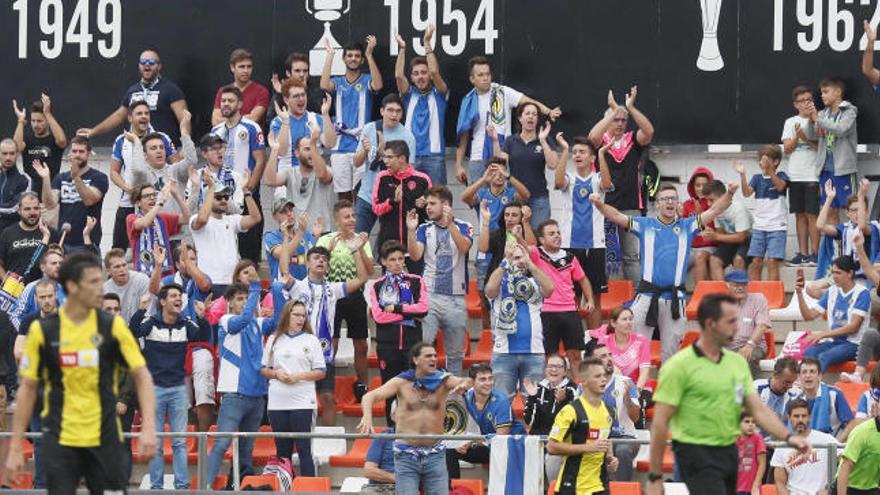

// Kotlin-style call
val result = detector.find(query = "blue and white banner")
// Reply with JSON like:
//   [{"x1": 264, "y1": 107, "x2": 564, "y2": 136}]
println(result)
[{"x1": 488, "y1": 435, "x2": 543, "y2": 495}]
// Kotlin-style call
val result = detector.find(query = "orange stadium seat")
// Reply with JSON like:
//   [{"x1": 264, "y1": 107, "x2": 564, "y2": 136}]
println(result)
[
  {"x1": 601, "y1": 279, "x2": 634, "y2": 318},
  {"x1": 466, "y1": 280, "x2": 482, "y2": 318},
  {"x1": 685, "y1": 280, "x2": 727, "y2": 320},
  {"x1": 190, "y1": 475, "x2": 228, "y2": 490},
  {"x1": 764, "y1": 331, "x2": 777, "y2": 359},
  {"x1": 610, "y1": 481, "x2": 643, "y2": 494},
  {"x1": 650, "y1": 340, "x2": 661, "y2": 368},
  {"x1": 240, "y1": 475, "x2": 280, "y2": 491},
  {"x1": 464, "y1": 330, "x2": 493, "y2": 367},
  {"x1": 291, "y1": 476, "x2": 332, "y2": 492},
  {"x1": 7, "y1": 472, "x2": 33, "y2": 490},
  {"x1": 748, "y1": 281, "x2": 785, "y2": 309},
  {"x1": 834, "y1": 381, "x2": 869, "y2": 412},
  {"x1": 512, "y1": 393, "x2": 524, "y2": 419},
  {"x1": 252, "y1": 425, "x2": 277, "y2": 465},
  {"x1": 452, "y1": 478, "x2": 485, "y2": 494},
  {"x1": 679, "y1": 331, "x2": 700, "y2": 350},
  {"x1": 329, "y1": 426, "x2": 388, "y2": 467},
  {"x1": 335, "y1": 375, "x2": 358, "y2": 411},
  {"x1": 342, "y1": 377, "x2": 385, "y2": 417},
  {"x1": 547, "y1": 480, "x2": 556, "y2": 495},
  {"x1": 828, "y1": 361, "x2": 878, "y2": 374},
  {"x1": 636, "y1": 444, "x2": 674, "y2": 472},
  {"x1": 761, "y1": 485, "x2": 778, "y2": 495}
]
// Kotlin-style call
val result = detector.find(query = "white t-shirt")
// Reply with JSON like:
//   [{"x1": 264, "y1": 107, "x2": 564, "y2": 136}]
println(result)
[
  {"x1": 714, "y1": 199, "x2": 753, "y2": 235},
  {"x1": 781, "y1": 115, "x2": 819, "y2": 182},
  {"x1": 189, "y1": 214, "x2": 245, "y2": 285},
  {"x1": 262, "y1": 331, "x2": 326, "y2": 411},
  {"x1": 469, "y1": 85, "x2": 524, "y2": 160},
  {"x1": 770, "y1": 429, "x2": 839, "y2": 495}
]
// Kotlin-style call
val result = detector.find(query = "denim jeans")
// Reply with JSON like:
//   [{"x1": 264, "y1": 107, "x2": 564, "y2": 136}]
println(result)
[
  {"x1": 268, "y1": 409, "x2": 316, "y2": 476},
  {"x1": 393, "y1": 447, "x2": 448, "y2": 495},
  {"x1": 149, "y1": 384, "x2": 189, "y2": 489},
  {"x1": 490, "y1": 353, "x2": 546, "y2": 401},
  {"x1": 414, "y1": 155, "x2": 447, "y2": 186},
  {"x1": 468, "y1": 159, "x2": 488, "y2": 186},
  {"x1": 803, "y1": 338, "x2": 859, "y2": 372},
  {"x1": 356, "y1": 197, "x2": 378, "y2": 236},
  {"x1": 205, "y1": 393, "x2": 266, "y2": 488},
  {"x1": 528, "y1": 195, "x2": 551, "y2": 231},
  {"x1": 422, "y1": 294, "x2": 467, "y2": 375}
]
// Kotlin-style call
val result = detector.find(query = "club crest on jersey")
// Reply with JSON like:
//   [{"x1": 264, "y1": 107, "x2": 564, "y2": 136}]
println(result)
[
  {"x1": 500, "y1": 196, "x2": 509, "y2": 205},
  {"x1": 355, "y1": 83, "x2": 363, "y2": 92},
  {"x1": 407, "y1": 180, "x2": 417, "y2": 190},
  {"x1": 238, "y1": 130, "x2": 248, "y2": 141},
  {"x1": 320, "y1": 338, "x2": 330, "y2": 352},
  {"x1": 578, "y1": 187, "x2": 589, "y2": 198},
  {"x1": 673, "y1": 226, "x2": 681, "y2": 234}
]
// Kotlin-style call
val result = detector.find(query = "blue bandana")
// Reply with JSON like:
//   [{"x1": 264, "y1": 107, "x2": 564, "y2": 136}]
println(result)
[{"x1": 398, "y1": 369, "x2": 449, "y2": 393}]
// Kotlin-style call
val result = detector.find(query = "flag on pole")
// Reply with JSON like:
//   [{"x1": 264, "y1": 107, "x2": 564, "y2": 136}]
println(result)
[{"x1": 488, "y1": 435, "x2": 544, "y2": 495}]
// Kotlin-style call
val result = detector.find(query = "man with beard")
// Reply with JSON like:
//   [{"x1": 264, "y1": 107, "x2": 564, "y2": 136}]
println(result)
[
  {"x1": 591, "y1": 343, "x2": 641, "y2": 482},
  {"x1": 0, "y1": 138, "x2": 31, "y2": 232},
  {"x1": 770, "y1": 399, "x2": 839, "y2": 495},
  {"x1": 268, "y1": 79, "x2": 336, "y2": 172},
  {"x1": 12, "y1": 94, "x2": 68, "y2": 198},
  {"x1": 10, "y1": 249, "x2": 65, "y2": 333},
  {"x1": 394, "y1": 24, "x2": 449, "y2": 185},
  {"x1": 0, "y1": 193, "x2": 57, "y2": 284},
  {"x1": 186, "y1": 134, "x2": 244, "y2": 214},
  {"x1": 210, "y1": 87, "x2": 266, "y2": 264},
  {"x1": 190, "y1": 173, "x2": 262, "y2": 298},
  {"x1": 37, "y1": 136, "x2": 108, "y2": 251},
  {"x1": 109, "y1": 100, "x2": 177, "y2": 250},
  {"x1": 211, "y1": 48, "x2": 270, "y2": 127},
  {"x1": 358, "y1": 343, "x2": 472, "y2": 495},
  {"x1": 78, "y1": 49, "x2": 188, "y2": 144},
  {"x1": 590, "y1": 183, "x2": 737, "y2": 363},
  {"x1": 320, "y1": 35, "x2": 384, "y2": 201},
  {"x1": 754, "y1": 357, "x2": 800, "y2": 428}
]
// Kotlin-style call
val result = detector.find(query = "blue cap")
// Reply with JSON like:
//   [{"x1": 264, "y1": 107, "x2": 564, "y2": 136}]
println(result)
[{"x1": 724, "y1": 270, "x2": 749, "y2": 284}]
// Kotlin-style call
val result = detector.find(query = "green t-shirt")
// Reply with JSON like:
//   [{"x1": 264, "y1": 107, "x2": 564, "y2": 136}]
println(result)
[
  {"x1": 653, "y1": 344, "x2": 755, "y2": 446},
  {"x1": 316, "y1": 232, "x2": 373, "y2": 283},
  {"x1": 838, "y1": 418, "x2": 880, "y2": 489}
]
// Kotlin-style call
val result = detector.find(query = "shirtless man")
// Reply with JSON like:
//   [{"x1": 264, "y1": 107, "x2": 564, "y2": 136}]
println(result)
[{"x1": 358, "y1": 343, "x2": 472, "y2": 495}]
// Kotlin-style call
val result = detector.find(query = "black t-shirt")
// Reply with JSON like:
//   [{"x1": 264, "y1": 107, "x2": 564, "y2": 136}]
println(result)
[
  {"x1": 122, "y1": 77, "x2": 186, "y2": 144},
  {"x1": 603, "y1": 139, "x2": 645, "y2": 211},
  {"x1": 52, "y1": 168, "x2": 109, "y2": 247},
  {"x1": 0, "y1": 312, "x2": 14, "y2": 379},
  {"x1": 0, "y1": 223, "x2": 57, "y2": 283},
  {"x1": 23, "y1": 133, "x2": 65, "y2": 196},
  {"x1": 502, "y1": 135, "x2": 555, "y2": 199}
]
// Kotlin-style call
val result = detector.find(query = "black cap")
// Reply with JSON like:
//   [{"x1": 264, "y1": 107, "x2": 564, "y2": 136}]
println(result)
[{"x1": 199, "y1": 133, "x2": 225, "y2": 150}]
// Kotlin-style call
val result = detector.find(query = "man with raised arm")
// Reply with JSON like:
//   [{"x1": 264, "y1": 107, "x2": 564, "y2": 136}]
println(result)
[
  {"x1": 321, "y1": 35, "x2": 383, "y2": 201},
  {"x1": 590, "y1": 182, "x2": 736, "y2": 362},
  {"x1": 395, "y1": 24, "x2": 449, "y2": 185},
  {"x1": 12, "y1": 94, "x2": 67, "y2": 198},
  {"x1": 358, "y1": 343, "x2": 472, "y2": 495}
]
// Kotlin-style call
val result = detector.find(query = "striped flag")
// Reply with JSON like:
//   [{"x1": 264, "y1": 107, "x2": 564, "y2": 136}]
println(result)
[{"x1": 488, "y1": 435, "x2": 544, "y2": 495}]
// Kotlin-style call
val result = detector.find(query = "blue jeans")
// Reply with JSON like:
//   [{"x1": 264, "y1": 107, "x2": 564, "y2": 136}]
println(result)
[
  {"x1": 268, "y1": 409, "x2": 316, "y2": 477},
  {"x1": 356, "y1": 197, "x2": 377, "y2": 236},
  {"x1": 393, "y1": 447, "x2": 448, "y2": 495},
  {"x1": 149, "y1": 384, "x2": 189, "y2": 489},
  {"x1": 490, "y1": 353, "x2": 546, "y2": 401},
  {"x1": 205, "y1": 393, "x2": 266, "y2": 489},
  {"x1": 422, "y1": 293, "x2": 467, "y2": 375},
  {"x1": 803, "y1": 338, "x2": 859, "y2": 372},
  {"x1": 415, "y1": 155, "x2": 447, "y2": 186},
  {"x1": 468, "y1": 159, "x2": 488, "y2": 186},
  {"x1": 528, "y1": 195, "x2": 551, "y2": 231}
]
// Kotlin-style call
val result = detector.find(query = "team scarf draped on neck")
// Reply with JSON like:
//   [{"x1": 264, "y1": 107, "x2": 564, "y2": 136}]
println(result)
[
  {"x1": 398, "y1": 369, "x2": 449, "y2": 392},
  {"x1": 495, "y1": 263, "x2": 536, "y2": 336},
  {"x1": 379, "y1": 272, "x2": 415, "y2": 327},
  {"x1": 456, "y1": 83, "x2": 507, "y2": 160},
  {"x1": 305, "y1": 279, "x2": 334, "y2": 364},
  {"x1": 602, "y1": 131, "x2": 636, "y2": 164},
  {"x1": 135, "y1": 211, "x2": 171, "y2": 276}
]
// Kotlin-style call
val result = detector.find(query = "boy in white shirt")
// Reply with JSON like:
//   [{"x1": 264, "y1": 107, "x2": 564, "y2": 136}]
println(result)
[{"x1": 781, "y1": 85, "x2": 820, "y2": 267}]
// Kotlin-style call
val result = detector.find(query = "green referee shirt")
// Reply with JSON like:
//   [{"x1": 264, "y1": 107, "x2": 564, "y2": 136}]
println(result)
[
  {"x1": 653, "y1": 344, "x2": 755, "y2": 446},
  {"x1": 837, "y1": 417, "x2": 880, "y2": 490}
]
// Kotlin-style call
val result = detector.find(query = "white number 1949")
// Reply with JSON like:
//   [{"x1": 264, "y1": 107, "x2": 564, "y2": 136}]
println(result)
[{"x1": 12, "y1": 0, "x2": 122, "y2": 59}]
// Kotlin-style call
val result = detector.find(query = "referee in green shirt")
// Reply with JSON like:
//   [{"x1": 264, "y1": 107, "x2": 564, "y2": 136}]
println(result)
[
  {"x1": 646, "y1": 294, "x2": 810, "y2": 495},
  {"x1": 836, "y1": 417, "x2": 880, "y2": 494}
]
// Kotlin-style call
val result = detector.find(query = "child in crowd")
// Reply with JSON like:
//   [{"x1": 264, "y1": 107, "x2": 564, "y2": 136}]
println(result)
[
  {"x1": 813, "y1": 78, "x2": 859, "y2": 219},
  {"x1": 735, "y1": 412, "x2": 766, "y2": 495},
  {"x1": 736, "y1": 145, "x2": 789, "y2": 281},
  {"x1": 681, "y1": 167, "x2": 717, "y2": 282},
  {"x1": 781, "y1": 85, "x2": 820, "y2": 266},
  {"x1": 460, "y1": 156, "x2": 530, "y2": 232},
  {"x1": 816, "y1": 178, "x2": 871, "y2": 279}
]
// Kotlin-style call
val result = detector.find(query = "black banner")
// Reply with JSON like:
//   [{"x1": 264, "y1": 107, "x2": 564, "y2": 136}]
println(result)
[{"x1": 2, "y1": 0, "x2": 879, "y2": 144}]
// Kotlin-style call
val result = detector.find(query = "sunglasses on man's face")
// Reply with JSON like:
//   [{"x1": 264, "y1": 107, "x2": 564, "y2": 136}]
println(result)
[{"x1": 140, "y1": 59, "x2": 158, "y2": 66}]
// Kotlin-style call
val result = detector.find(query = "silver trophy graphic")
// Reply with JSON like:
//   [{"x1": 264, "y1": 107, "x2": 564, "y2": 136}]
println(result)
[
  {"x1": 306, "y1": 0, "x2": 351, "y2": 76},
  {"x1": 697, "y1": 0, "x2": 724, "y2": 71}
]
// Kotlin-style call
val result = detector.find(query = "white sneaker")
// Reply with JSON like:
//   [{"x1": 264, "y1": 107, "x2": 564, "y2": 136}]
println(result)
[{"x1": 840, "y1": 372, "x2": 863, "y2": 383}]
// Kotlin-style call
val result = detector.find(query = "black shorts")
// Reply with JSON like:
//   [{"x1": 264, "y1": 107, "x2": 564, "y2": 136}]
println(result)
[
  {"x1": 112, "y1": 206, "x2": 135, "y2": 250},
  {"x1": 571, "y1": 248, "x2": 608, "y2": 295},
  {"x1": 673, "y1": 441, "x2": 738, "y2": 495},
  {"x1": 789, "y1": 181, "x2": 820, "y2": 214},
  {"x1": 333, "y1": 290, "x2": 368, "y2": 340},
  {"x1": 315, "y1": 364, "x2": 336, "y2": 393},
  {"x1": 43, "y1": 433, "x2": 128, "y2": 493},
  {"x1": 541, "y1": 311, "x2": 585, "y2": 354},
  {"x1": 712, "y1": 237, "x2": 750, "y2": 268}
]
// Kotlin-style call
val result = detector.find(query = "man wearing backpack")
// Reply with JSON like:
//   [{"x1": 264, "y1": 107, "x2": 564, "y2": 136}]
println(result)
[{"x1": 351, "y1": 94, "x2": 417, "y2": 238}]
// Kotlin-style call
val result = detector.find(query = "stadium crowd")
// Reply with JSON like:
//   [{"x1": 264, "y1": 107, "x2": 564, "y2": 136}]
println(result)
[{"x1": 0, "y1": 20, "x2": 878, "y2": 495}]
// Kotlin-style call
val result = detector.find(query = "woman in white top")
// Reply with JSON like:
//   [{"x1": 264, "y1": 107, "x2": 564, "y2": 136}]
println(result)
[{"x1": 260, "y1": 300, "x2": 326, "y2": 476}]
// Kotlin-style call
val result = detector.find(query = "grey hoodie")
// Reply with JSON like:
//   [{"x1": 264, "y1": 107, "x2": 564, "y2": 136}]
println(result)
[{"x1": 813, "y1": 100, "x2": 858, "y2": 177}]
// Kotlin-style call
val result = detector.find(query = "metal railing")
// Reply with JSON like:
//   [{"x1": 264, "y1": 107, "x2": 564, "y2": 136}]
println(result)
[{"x1": 3, "y1": 431, "x2": 844, "y2": 492}]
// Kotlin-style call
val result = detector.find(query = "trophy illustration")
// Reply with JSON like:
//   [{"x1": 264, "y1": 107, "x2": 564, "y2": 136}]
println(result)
[
  {"x1": 697, "y1": 0, "x2": 724, "y2": 71},
  {"x1": 306, "y1": 0, "x2": 351, "y2": 76}
]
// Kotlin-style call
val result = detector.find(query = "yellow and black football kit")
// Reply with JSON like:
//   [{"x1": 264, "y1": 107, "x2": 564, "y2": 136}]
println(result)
[{"x1": 549, "y1": 396, "x2": 613, "y2": 495}]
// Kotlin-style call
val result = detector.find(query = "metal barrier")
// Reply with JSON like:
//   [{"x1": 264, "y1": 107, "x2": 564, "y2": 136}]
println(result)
[{"x1": 3, "y1": 431, "x2": 844, "y2": 492}]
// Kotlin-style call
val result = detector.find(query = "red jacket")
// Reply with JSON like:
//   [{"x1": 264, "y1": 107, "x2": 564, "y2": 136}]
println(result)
[{"x1": 681, "y1": 166, "x2": 716, "y2": 248}]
